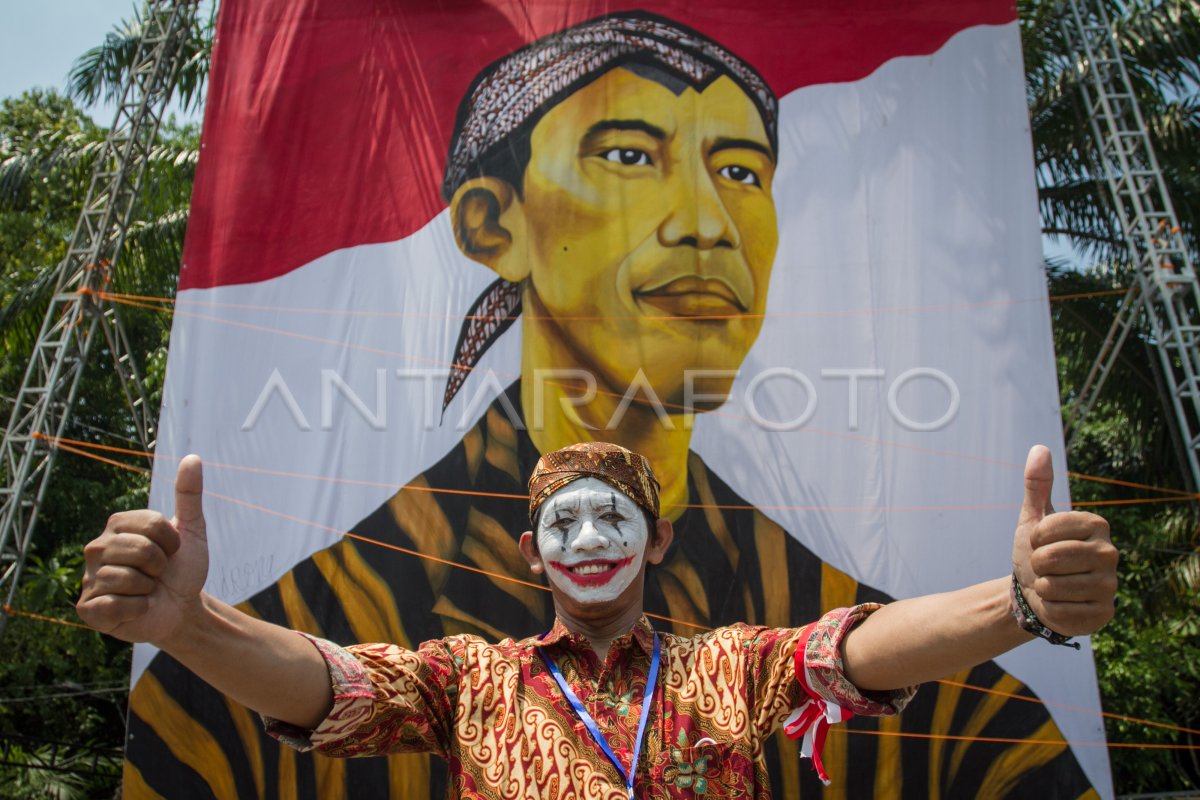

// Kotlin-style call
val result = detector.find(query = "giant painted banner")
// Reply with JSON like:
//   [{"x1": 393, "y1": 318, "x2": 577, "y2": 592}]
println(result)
[{"x1": 127, "y1": 1, "x2": 1112, "y2": 797}]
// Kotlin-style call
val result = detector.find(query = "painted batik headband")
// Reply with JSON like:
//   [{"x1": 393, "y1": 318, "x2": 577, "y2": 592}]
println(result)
[
  {"x1": 440, "y1": 11, "x2": 779, "y2": 414},
  {"x1": 528, "y1": 441, "x2": 662, "y2": 525}
]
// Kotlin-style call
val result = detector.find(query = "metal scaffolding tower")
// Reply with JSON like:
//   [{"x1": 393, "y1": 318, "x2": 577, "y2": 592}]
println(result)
[
  {"x1": 0, "y1": 0, "x2": 199, "y2": 638},
  {"x1": 1060, "y1": 0, "x2": 1200, "y2": 492}
]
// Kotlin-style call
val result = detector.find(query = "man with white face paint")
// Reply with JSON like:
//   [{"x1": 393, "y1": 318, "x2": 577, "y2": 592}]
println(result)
[
  {"x1": 78, "y1": 440, "x2": 1118, "y2": 797},
  {"x1": 532, "y1": 477, "x2": 650, "y2": 607}
]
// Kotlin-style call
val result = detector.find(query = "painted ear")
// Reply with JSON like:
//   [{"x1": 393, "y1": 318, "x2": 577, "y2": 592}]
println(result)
[
  {"x1": 519, "y1": 531, "x2": 545, "y2": 575},
  {"x1": 449, "y1": 177, "x2": 529, "y2": 283},
  {"x1": 645, "y1": 518, "x2": 674, "y2": 565}
]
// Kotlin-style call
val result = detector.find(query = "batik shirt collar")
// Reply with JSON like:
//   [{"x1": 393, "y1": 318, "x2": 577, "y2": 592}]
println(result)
[{"x1": 537, "y1": 614, "x2": 657, "y2": 657}]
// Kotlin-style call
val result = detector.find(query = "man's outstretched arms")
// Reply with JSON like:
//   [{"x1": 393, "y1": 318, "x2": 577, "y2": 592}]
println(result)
[
  {"x1": 75, "y1": 455, "x2": 334, "y2": 730},
  {"x1": 77, "y1": 444, "x2": 1118, "y2": 737},
  {"x1": 840, "y1": 444, "x2": 1118, "y2": 692}
]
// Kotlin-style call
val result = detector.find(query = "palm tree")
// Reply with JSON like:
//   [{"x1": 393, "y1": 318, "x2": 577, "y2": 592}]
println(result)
[
  {"x1": 1, "y1": 0, "x2": 213, "y2": 348},
  {"x1": 68, "y1": 0, "x2": 214, "y2": 119},
  {"x1": 1022, "y1": 0, "x2": 1200, "y2": 266}
]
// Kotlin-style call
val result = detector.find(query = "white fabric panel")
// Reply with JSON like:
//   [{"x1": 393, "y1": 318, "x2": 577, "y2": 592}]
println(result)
[{"x1": 137, "y1": 21, "x2": 1111, "y2": 797}]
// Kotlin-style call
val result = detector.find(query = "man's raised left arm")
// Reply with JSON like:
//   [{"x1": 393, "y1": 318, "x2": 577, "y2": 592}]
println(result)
[{"x1": 839, "y1": 445, "x2": 1117, "y2": 692}]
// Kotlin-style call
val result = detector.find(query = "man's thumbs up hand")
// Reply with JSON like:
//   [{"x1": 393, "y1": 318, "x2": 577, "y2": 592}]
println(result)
[
  {"x1": 1012, "y1": 446, "x2": 1118, "y2": 638},
  {"x1": 77, "y1": 455, "x2": 210, "y2": 646}
]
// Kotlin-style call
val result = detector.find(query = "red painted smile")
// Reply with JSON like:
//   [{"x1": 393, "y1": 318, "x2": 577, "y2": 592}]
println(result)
[{"x1": 550, "y1": 556, "x2": 636, "y2": 587}]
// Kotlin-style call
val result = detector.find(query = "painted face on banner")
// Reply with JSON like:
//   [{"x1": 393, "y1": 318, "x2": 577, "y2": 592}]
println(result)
[
  {"x1": 519, "y1": 69, "x2": 779, "y2": 406},
  {"x1": 535, "y1": 477, "x2": 650, "y2": 603}
]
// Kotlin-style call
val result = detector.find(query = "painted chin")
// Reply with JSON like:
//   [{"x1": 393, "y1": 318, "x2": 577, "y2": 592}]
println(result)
[{"x1": 550, "y1": 556, "x2": 636, "y2": 588}]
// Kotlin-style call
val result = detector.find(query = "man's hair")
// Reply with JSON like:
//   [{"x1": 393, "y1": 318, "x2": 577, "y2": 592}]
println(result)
[{"x1": 441, "y1": 10, "x2": 778, "y2": 202}]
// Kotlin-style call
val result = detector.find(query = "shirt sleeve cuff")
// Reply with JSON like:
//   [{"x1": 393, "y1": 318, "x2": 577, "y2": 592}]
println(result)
[
  {"x1": 262, "y1": 632, "x2": 377, "y2": 752},
  {"x1": 800, "y1": 603, "x2": 917, "y2": 716}
]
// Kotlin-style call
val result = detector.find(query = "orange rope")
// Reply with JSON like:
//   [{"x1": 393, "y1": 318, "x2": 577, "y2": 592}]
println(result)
[
  {"x1": 38, "y1": 428, "x2": 1200, "y2": 741},
  {"x1": 1073, "y1": 496, "x2": 1197, "y2": 508},
  {"x1": 97, "y1": 286, "x2": 1131, "y2": 322},
  {"x1": 204, "y1": 489, "x2": 708, "y2": 633},
  {"x1": 38, "y1": 433, "x2": 1200, "y2": 514},
  {"x1": 51, "y1": 440, "x2": 150, "y2": 475},
  {"x1": 838, "y1": 729, "x2": 1200, "y2": 749},
  {"x1": 123, "y1": 302, "x2": 474, "y2": 373},
  {"x1": 31, "y1": 435, "x2": 700, "y2": 633},
  {"x1": 936, "y1": 679, "x2": 1200, "y2": 737},
  {"x1": 1047, "y1": 288, "x2": 1131, "y2": 302},
  {"x1": 97, "y1": 289, "x2": 1180, "y2": 483},
  {"x1": 2, "y1": 604, "x2": 91, "y2": 630},
  {"x1": 35, "y1": 434, "x2": 526, "y2": 502},
  {"x1": 94, "y1": 288, "x2": 1200, "y2": 491},
  {"x1": 207, "y1": 489, "x2": 547, "y2": 594},
  {"x1": 1068, "y1": 471, "x2": 1197, "y2": 499}
]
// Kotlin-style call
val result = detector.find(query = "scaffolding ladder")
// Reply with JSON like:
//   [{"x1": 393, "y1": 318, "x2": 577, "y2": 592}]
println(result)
[
  {"x1": 0, "y1": 0, "x2": 199, "y2": 639},
  {"x1": 1060, "y1": 0, "x2": 1200, "y2": 492}
]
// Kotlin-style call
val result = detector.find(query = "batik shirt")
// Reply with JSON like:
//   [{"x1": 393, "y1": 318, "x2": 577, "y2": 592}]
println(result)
[
  {"x1": 266, "y1": 610, "x2": 910, "y2": 799},
  {"x1": 125, "y1": 382, "x2": 1098, "y2": 798}
]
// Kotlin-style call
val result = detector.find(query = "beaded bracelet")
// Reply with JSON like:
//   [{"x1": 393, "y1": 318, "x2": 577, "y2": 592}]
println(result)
[{"x1": 1010, "y1": 573, "x2": 1081, "y2": 650}]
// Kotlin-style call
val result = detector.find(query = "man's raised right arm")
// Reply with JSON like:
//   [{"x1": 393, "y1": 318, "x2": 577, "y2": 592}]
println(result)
[{"x1": 75, "y1": 455, "x2": 334, "y2": 730}]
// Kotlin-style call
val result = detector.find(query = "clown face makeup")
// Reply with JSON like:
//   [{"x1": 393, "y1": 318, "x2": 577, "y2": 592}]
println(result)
[{"x1": 535, "y1": 477, "x2": 650, "y2": 604}]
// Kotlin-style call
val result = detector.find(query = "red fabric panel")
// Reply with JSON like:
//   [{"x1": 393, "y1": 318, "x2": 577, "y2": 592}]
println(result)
[{"x1": 180, "y1": 0, "x2": 1016, "y2": 290}]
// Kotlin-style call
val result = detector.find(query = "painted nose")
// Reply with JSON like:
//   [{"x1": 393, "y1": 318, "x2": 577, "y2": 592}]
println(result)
[
  {"x1": 658, "y1": 168, "x2": 741, "y2": 250},
  {"x1": 572, "y1": 520, "x2": 609, "y2": 552}
]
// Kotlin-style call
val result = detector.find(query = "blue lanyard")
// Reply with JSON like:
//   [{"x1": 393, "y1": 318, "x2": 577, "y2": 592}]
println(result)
[{"x1": 538, "y1": 633, "x2": 661, "y2": 800}]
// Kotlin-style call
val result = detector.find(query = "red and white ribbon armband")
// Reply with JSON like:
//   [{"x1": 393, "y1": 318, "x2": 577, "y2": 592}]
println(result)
[{"x1": 783, "y1": 623, "x2": 854, "y2": 786}]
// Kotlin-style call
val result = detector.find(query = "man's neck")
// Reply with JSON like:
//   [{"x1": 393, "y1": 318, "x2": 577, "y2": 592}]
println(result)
[
  {"x1": 555, "y1": 600, "x2": 645, "y2": 662},
  {"x1": 520, "y1": 299, "x2": 692, "y2": 520}
]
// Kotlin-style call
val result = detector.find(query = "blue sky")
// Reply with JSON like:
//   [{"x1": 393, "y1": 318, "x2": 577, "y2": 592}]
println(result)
[{"x1": 1, "y1": 0, "x2": 201, "y2": 124}]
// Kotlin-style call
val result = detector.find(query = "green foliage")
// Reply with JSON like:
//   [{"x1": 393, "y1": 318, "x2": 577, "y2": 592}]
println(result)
[
  {"x1": 1089, "y1": 513, "x2": 1200, "y2": 791},
  {"x1": 0, "y1": 91, "x2": 106, "y2": 348},
  {"x1": 0, "y1": 24, "x2": 200, "y2": 793},
  {"x1": 1051, "y1": 267, "x2": 1200, "y2": 792},
  {"x1": 0, "y1": 551, "x2": 130, "y2": 735},
  {"x1": 0, "y1": 742, "x2": 93, "y2": 800},
  {"x1": 0, "y1": 549, "x2": 128, "y2": 798},
  {"x1": 0, "y1": 732, "x2": 121, "y2": 799},
  {"x1": 1024, "y1": 2, "x2": 1200, "y2": 784}
]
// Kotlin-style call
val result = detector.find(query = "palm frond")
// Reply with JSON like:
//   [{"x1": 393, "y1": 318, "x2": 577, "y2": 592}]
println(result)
[
  {"x1": 0, "y1": 261, "x2": 62, "y2": 353},
  {"x1": 1023, "y1": 0, "x2": 1200, "y2": 265},
  {"x1": 68, "y1": 2, "x2": 215, "y2": 115},
  {"x1": 0, "y1": 130, "x2": 104, "y2": 210},
  {"x1": 68, "y1": 12, "x2": 146, "y2": 110},
  {"x1": 117, "y1": 207, "x2": 189, "y2": 299}
]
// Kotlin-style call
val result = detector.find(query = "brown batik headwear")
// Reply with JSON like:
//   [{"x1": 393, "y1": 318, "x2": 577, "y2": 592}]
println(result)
[
  {"x1": 440, "y1": 11, "x2": 778, "y2": 416},
  {"x1": 528, "y1": 442, "x2": 662, "y2": 525}
]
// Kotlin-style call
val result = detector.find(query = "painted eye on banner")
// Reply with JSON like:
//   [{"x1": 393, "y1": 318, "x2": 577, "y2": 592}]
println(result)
[
  {"x1": 602, "y1": 148, "x2": 653, "y2": 166},
  {"x1": 718, "y1": 164, "x2": 761, "y2": 187}
]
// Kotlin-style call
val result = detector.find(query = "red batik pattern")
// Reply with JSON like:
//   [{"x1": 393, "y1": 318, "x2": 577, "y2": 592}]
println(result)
[
  {"x1": 266, "y1": 608, "x2": 914, "y2": 799},
  {"x1": 800, "y1": 603, "x2": 914, "y2": 716}
]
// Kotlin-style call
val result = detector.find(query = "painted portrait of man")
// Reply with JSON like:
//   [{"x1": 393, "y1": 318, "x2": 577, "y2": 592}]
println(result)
[{"x1": 125, "y1": 6, "x2": 1107, "y2": 799}]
